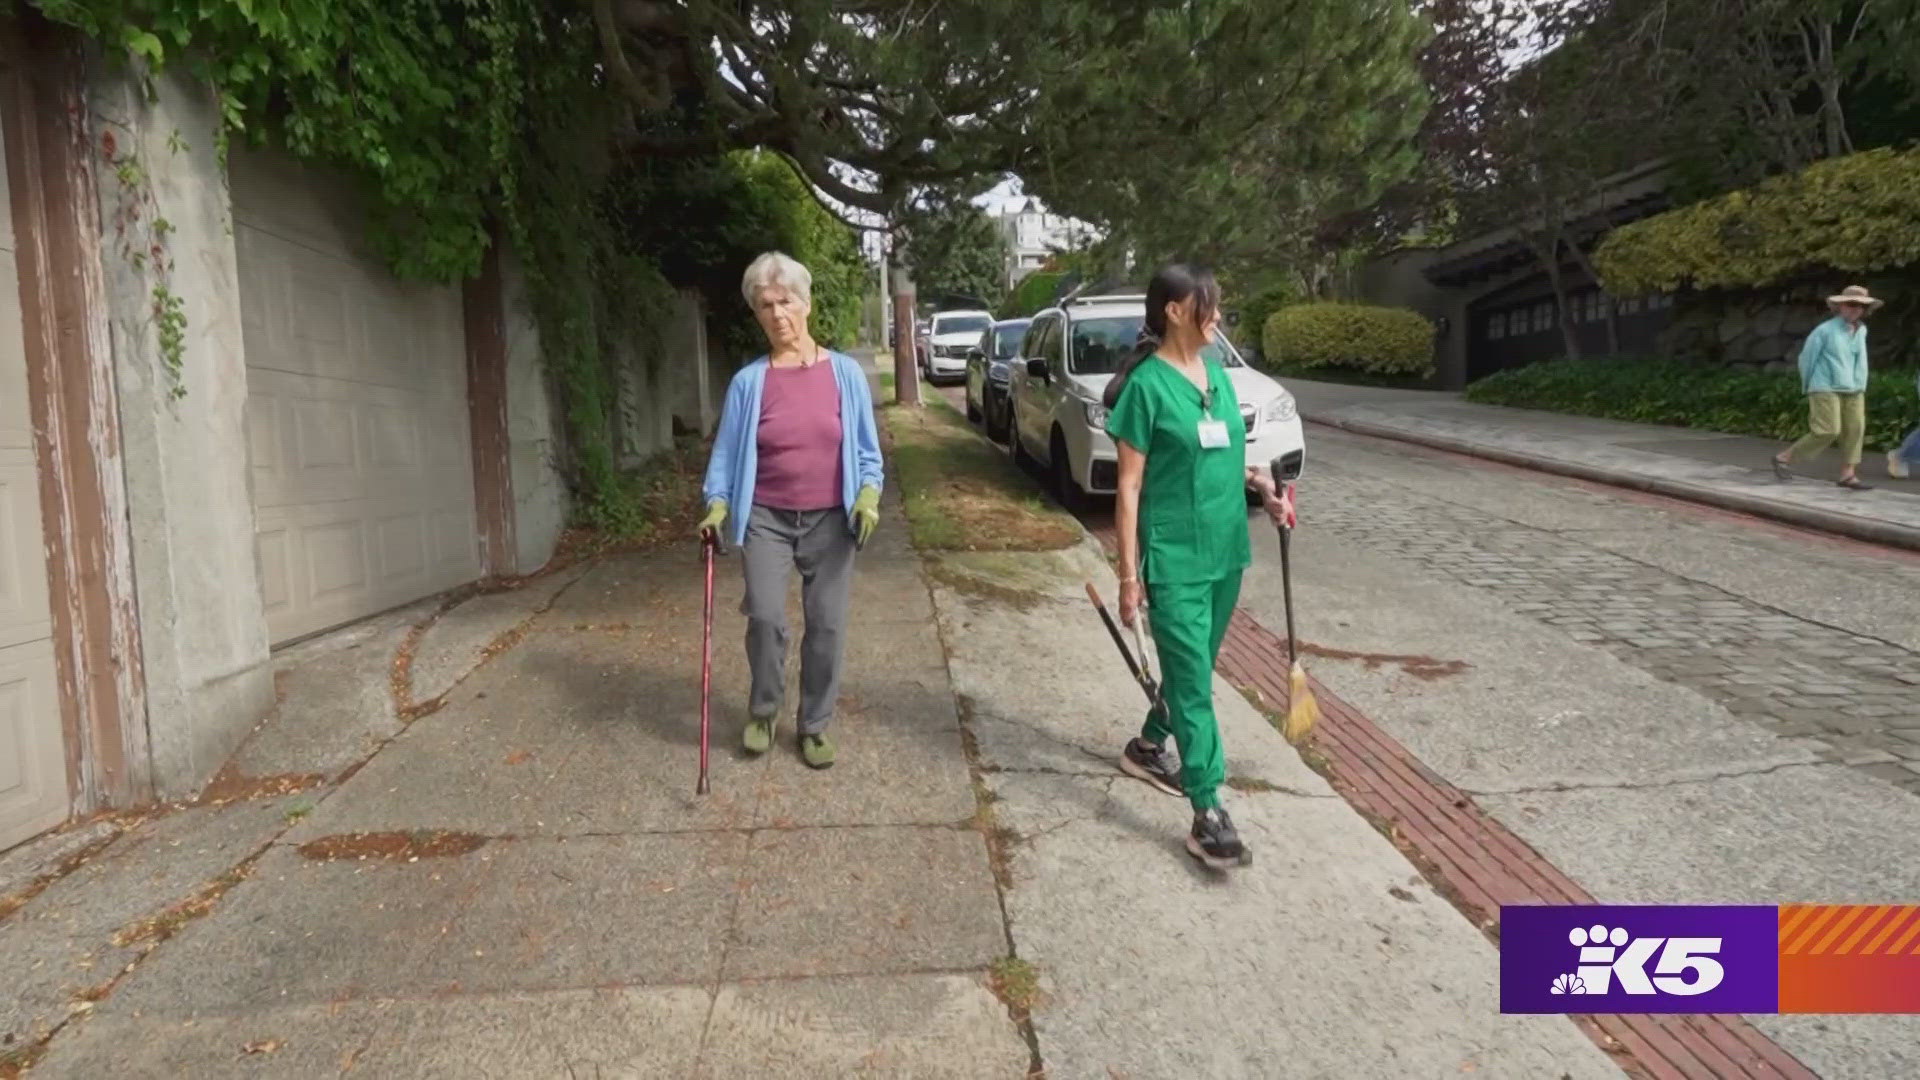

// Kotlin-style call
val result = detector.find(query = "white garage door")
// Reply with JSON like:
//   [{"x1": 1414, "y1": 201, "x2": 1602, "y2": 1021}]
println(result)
[
  {"x1": 0, "y1": 113, "x2": 69, "y2": 850},
  {"x1": 233, "y1": 152, "x2": 480, "y2": 645}
]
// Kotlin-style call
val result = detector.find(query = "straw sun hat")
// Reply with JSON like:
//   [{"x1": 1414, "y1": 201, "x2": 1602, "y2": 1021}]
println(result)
[{"x1": 1826, "y1": 285, "x2": 1885, "y2": 311}]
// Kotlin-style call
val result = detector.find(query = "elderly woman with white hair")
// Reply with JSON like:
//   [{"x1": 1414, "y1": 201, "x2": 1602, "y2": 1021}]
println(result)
[{"x1": 698, "y1": 251, "x2": 884, "y2": 769}]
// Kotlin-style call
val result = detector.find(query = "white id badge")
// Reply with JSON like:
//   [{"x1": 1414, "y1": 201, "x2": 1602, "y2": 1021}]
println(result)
[{"x1": 1197, "y1": 419, "x2": 1229, "y2": 449}]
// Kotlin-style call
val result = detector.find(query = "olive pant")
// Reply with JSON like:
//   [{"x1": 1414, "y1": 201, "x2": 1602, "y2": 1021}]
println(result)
[
  {"x1": 1141, "y1": 570, "x2": 1243, "y2": 811},
  {"x1": 1785, "y1": 392, "x2": 1866, "y2": 467}
]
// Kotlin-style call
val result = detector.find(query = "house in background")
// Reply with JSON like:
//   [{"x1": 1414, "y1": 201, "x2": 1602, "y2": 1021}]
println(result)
[
  {"x1": 0, "y1": 13, "x2": 715, "y2": 853},
  {"x1": 994, "y1": 198, "x2": 1098, "y2": 290},
  {"x1": 1357, "y1": 161, "x2": 1676, "y2": 389}
]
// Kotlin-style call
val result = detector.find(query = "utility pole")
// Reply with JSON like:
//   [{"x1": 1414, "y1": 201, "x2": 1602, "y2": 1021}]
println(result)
[{"x1": 888, "y1": 224, "x2": 921, "y2": 406}]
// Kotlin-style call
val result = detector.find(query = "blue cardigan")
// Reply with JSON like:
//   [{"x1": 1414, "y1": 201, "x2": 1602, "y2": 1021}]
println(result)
[{"x1": 701, "y1": 351, "x2": 885, "y2": 547}]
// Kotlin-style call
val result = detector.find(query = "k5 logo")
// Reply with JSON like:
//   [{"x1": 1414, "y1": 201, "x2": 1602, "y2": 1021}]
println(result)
[{"x1": 1559, "y1": 924, "x2": 1725, "y2": 996}]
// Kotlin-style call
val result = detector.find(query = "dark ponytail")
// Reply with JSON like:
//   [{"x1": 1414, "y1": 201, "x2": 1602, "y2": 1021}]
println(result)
[{"x1": 1101, "y1": 263, "x2": 1221, "y2": 409}]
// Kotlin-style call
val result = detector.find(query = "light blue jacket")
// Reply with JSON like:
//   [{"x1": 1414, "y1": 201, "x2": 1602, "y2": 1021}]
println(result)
[
  {"x1": 701, "y1": 351, "x2": 884, "y2": 547},
  {"x1": 1797, "y1": 316, "x2": 1869, "y2": 394}
]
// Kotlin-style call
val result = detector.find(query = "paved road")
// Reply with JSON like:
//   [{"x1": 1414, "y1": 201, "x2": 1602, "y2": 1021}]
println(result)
[
  {"x1": 936, "y1": 380, "x2": 1920, "y2": 795},
  {"x1": 937, "y1": 381, "x2": 1920, "y2": 1077}
]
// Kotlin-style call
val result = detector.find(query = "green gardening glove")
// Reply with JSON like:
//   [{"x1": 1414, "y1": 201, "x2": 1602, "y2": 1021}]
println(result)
[
  {"x1": 697, "y1": 499, "x2": 727, "y2": 542},
  {"x1": 852, "y1": 485, "x2": 880, "y2": 548}
]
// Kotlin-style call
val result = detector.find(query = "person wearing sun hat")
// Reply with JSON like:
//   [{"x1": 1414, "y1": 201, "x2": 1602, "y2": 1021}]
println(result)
[{"x1": 1772, "y1": 284, "x2": 1882, "y2": 490}]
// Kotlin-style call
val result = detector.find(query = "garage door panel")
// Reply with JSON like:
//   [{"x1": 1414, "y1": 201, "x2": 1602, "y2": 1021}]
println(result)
[
  {"x1": 0, "y1": 639, "x2": 66, "y2": 850},
  {"x1": 0, "y1": 456, "x2": 51, "y2": 653},
  {"x1": 373, "y1": 512, "x2": 429, "y2": 584},
  {"x1": 237, "y1": 153, "x2": 479, "y2": 645}
]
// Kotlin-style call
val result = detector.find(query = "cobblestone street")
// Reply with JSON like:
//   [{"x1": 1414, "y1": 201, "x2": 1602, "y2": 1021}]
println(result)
[{"x1": 1303, "y1": 458, "x2": 1920, "y2": 794}]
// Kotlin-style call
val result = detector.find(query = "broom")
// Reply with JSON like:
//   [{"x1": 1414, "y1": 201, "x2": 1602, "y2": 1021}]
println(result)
[{"x1": 1269, "y1": 469, "x2": 1318, "y2": 745}]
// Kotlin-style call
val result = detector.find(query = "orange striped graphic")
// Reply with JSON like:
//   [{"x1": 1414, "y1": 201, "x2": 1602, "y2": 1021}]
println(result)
[
  {"x1": 1780, "y1": 905, "x2": 1920, "y2": 1013},
  {"x1": 1891, "y1": 912, "x2": 1920, "y2": 956},
  {"x1": 1861, "y1": 906, "x2": 1916, "y2": 955},
  {"x1": 1783, "y1": 905, "x2": 1920, "y2": 955},
  {"x1": 1835, "y1": 905, "x2": 1895, "y2": 955},
  {"x1": 1809, "y1": 906, "x2": 1869, "y2": 954},
  {"x1": 1783, "y1": 904, "x2": 1843, "y2": 954}
]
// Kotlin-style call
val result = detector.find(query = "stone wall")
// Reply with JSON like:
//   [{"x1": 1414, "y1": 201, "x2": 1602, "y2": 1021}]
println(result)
[{"x1": 1660, "y1": 292, "x2": 1824, "y2": 370}]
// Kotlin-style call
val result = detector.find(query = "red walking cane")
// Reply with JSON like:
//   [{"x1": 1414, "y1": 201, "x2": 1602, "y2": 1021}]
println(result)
[{"x1": 697, "y1": 533, "x2": 717, "y2": 795}]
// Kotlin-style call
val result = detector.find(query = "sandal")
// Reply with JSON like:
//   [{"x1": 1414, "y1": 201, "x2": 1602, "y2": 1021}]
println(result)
[
  {"x1": 1770, "y1": 458, "x2": 1793, "y2": 481},
  {"x1": 1837, "y1": 476, "x2": 1874, "y2": 491}
]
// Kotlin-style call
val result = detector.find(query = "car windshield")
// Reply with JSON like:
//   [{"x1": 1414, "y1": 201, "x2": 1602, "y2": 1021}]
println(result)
[
  {"x1": 991, "y1": 324, "x2": 1029, "y2": 359},
  {"x1": 935, "y1": 315, "x2": 991, "y2": 336},
  {"x1": 1065, "y1": 314, "x2": 1245, "y2": 374}
]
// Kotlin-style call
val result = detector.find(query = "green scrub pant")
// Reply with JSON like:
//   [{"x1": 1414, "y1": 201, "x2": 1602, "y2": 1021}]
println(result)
[{"x1": 1142, "y1": 570, "x2": 1243, "y2": 811}]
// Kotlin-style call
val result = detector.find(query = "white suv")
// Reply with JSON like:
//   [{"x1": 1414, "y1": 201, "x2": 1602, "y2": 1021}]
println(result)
[
  {"x1": 921, "y1": 309, "x2": 995, "y2": 385},
  {"x1": 1007, "y1": 294, "x2": 1305, "y2": 503}
]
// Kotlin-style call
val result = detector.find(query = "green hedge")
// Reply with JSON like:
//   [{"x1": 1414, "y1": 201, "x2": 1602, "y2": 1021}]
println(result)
[
  {"x1": 1596, "y1": 146, "x2": 1920, "y2": 296},
  {"x1": 1005, "y1": 270, "x2": 1066, "y2": 317},
  {"x1": 1263, "y1": 302, "x2": 1434, "y2": 377},
  {"x1": 1465, "y1": 356, "x2": 1920, "y2": 449}
]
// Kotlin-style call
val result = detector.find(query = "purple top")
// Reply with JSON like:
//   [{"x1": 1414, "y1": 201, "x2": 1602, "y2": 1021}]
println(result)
[{"x1": 754, "y1": 358, "x2": 844, "y2": 511}]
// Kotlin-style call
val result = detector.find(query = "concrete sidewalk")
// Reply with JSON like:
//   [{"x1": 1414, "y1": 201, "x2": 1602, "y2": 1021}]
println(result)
[
  {"x1": 1291, "y1": 380, "x2": 1920, "y2": 551},
  {"x1": 3, "y1": 475, "x2": 1611, "y2": 1078}
]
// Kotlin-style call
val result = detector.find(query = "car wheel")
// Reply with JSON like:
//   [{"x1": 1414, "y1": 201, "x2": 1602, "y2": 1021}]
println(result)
[
  {"x1": 1011, "y1": 422, "x2": 1036, "y2": 471},
  {"x1": 1050, "y1": 429, "x2": 1084, "y2": 512},
  {"x1": 985, "y1": 393, "x2": 1008, "y2": 443}
]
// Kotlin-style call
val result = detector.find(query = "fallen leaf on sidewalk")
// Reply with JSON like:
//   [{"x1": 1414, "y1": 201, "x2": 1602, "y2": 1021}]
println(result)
[
  {"x1": 1458, "y1": 1061, "x2": 1477, "y2": 1072},
  {"x1": 504, "y1": 750, "x2": 532, "y2": 765},
  {"x1": 241, "y1": 1039, "x2": 283, "y2": 1055}
]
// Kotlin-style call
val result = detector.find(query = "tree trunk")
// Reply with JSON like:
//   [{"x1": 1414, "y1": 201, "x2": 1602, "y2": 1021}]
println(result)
[
  {"x1": 1558, "y1": 229, "x2": 1620, "y2": 355},
  {"x1": 1528, "y1": 233, "x2": 1582, "y2": 363}
]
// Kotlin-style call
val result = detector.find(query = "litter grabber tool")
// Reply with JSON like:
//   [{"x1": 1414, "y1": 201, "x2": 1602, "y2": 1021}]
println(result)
[
  {"x1": 1267, "y1": 461, "x2": 1319, "y2": 745},
  {"x1": 1084, "y1": 582, "x2": 1168, "y2": 723},
  {"x1": 696, "y1": 532, "x2": 718, "y2": 795}
]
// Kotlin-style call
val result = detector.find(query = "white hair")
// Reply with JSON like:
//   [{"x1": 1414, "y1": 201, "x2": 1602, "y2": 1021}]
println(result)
[{"x1": 741, "y1": 251, "x2": 813, "y2": 307}]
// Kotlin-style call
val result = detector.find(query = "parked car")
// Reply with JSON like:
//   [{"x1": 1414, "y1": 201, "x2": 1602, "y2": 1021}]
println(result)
[
  {"x1": 964, "y1": 317, "x2": 1032, "y2": 443},
  {"x1": 920, "y1": 310, "x2": 994, "y2": 385},
  {"x1": 1006, "y1": 294, "x2": 1304, "y2": 506}
]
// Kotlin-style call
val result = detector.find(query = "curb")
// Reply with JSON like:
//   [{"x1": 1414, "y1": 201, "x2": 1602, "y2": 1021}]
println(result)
[{"x1": 1307, "y1": 413, "x2": 1920, "y2": 554}]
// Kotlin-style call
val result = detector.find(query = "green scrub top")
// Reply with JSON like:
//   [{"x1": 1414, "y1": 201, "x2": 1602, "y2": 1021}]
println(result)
[{"x1": 1105, "y1": 355, "x2": 1252, "y2": 587}]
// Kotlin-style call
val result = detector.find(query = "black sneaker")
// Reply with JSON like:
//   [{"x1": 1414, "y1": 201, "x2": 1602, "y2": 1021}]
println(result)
[
  {"x1": 1119, "y1": 738, "x2": 1183, "y2": 797},
  {"x1": 1187, "y1": 807, "x2": 1251, "y2": 869}
]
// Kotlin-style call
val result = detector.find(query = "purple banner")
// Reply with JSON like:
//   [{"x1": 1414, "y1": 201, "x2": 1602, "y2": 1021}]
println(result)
[{"x1": 1501, "y1": 905, "x2": 1779, "y2": 1014}]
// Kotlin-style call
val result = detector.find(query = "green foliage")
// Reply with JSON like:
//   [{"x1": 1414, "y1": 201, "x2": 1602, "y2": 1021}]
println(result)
[
  {"x1": 1006, "y1": 271, "x2": 1066, "y2": 317},
  {"x1": 1596, "y1": 147, "x2": 1920, "y2": 296},
  {"x1": 898, "y1": 198, "x2": 1008, "y2": 312},
  {"x1": 1263, "y1": 303, "x2": 1435, "y2": 377},
  {"x1": 611, "y1": 150, "x2": 868, "y2": 364},
  {"x1": 1465, "y1": 355, "x2": 1920, "y2": 450},
  {"x1": 34, "y1": 2, "x2": 861, "y2": 539}
]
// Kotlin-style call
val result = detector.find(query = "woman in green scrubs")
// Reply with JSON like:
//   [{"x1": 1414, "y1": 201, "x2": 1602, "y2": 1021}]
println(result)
[{"x1": 1104, "y1": 264, "x2": 1295, "y2": 868}]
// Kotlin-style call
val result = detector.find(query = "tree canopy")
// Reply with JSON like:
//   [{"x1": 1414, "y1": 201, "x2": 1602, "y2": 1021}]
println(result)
[
  {"x1": 896, "y1": 196, "x2": 1009, "y2": 311},
  {"x1": 594, "y1": 0, "x2": 1435, "y2": 258}
]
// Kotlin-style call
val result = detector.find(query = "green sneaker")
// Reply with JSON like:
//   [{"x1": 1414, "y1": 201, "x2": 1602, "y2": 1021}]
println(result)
[
  {"x1": 799, "y1": 732, "x2": 836, "y2": 770},
  {"x1": 743, "y1": 714, "x2": 776, "y2": 755}
]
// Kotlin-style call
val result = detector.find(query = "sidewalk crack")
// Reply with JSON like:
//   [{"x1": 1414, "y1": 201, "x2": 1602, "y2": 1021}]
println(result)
[{"x1": 1467, "y1": 758, "x2": 1825, "y2": 797}]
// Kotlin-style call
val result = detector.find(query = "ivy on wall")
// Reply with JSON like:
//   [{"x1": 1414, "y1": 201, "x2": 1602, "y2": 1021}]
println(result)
[{"x1": 31, "y1": 1, "x2": 866, "y2": 537}]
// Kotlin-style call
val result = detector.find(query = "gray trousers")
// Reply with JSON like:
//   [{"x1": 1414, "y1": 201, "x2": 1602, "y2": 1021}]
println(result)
[{"x1": 741, "y1": 504, "x2": 858, "y2": 734}]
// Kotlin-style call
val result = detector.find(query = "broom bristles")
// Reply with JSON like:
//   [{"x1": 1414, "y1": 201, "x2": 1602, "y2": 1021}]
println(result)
[{"x1": 1284, "y1": 661, "x2": 1318, "y2": 745}]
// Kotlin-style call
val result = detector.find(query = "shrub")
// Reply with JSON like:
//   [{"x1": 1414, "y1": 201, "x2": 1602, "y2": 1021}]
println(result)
[
  {"x1": 1596, "y1": 146, "x2": 1920, "y2": 296},
  {"x1": 1006, "y1": 270, "x2": 1067, "y2": 317},
  {"x1": 1465, "y1": 356, "x2": 1920, "y2": 450},
  {"x1": 1263, "y1": 303, "x2": 1435, "y2": 377}
]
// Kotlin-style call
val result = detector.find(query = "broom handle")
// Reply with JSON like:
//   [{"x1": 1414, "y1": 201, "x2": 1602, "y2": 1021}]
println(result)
[{"x1": 1278, "y1": 525, "x2": 1298, "y2": 666}]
